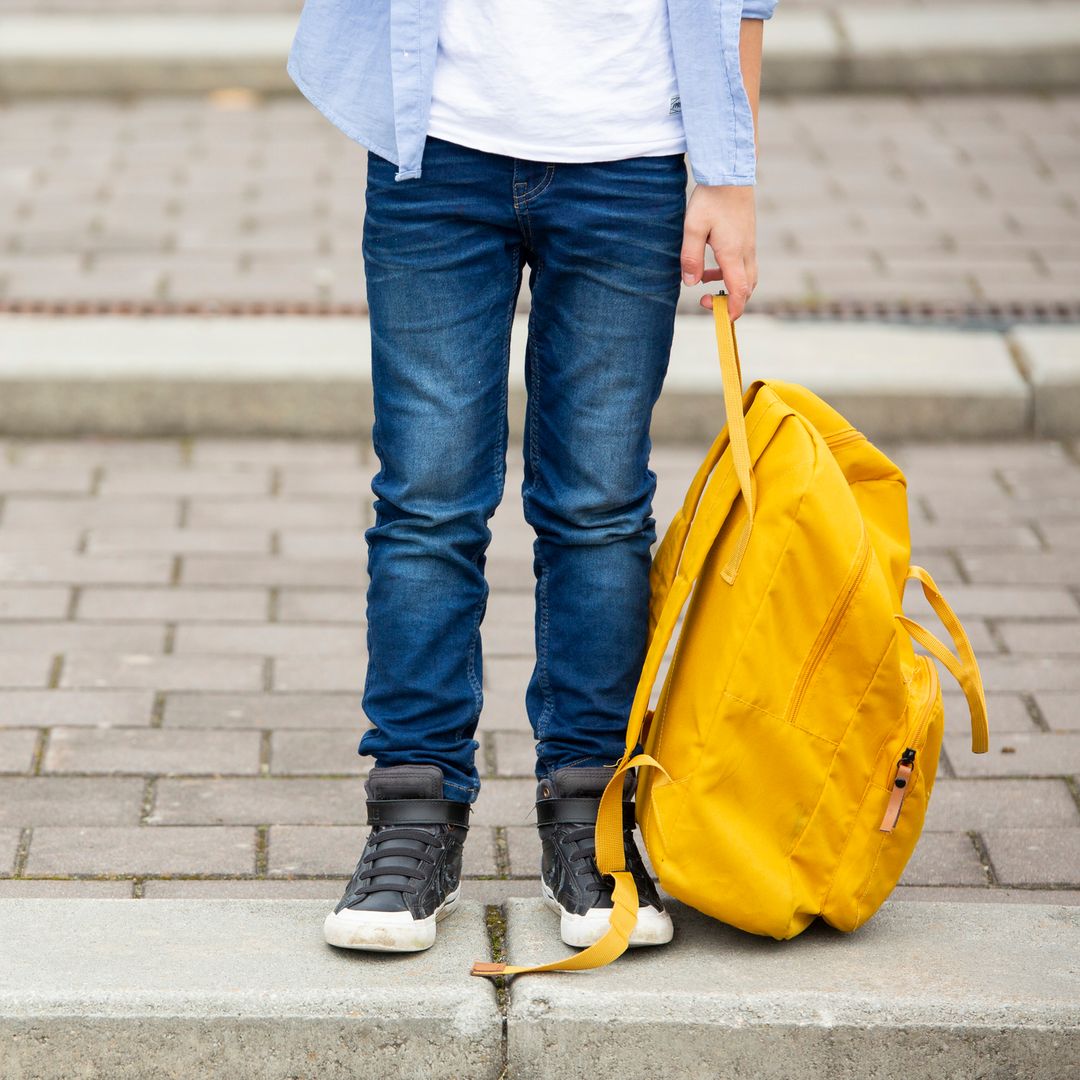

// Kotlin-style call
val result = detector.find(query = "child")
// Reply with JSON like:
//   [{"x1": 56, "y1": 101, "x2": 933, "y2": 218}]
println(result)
[{"x1": 287, "y1": 0, "x2": 775, "y2": 953}]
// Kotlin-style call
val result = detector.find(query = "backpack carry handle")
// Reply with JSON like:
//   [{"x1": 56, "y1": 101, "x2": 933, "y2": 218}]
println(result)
[
  {"x1": 897, "y1": 565, "x2": 989, "y2": 754},
  {"x1": 646, "y1": 295, "x2": 757, "y2": 650}
]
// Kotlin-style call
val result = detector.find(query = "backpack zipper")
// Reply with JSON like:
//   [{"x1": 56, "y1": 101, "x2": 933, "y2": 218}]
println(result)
[
  {"x1": 878, "y1": 657, "x2": 938, "y2": 833},
  {"x1": 785, "y1": 527, "x2": 873, "y2": 726}
]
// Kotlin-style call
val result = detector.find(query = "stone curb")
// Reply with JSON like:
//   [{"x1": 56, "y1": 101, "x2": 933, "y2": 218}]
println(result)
[
  {"x1": 1, "y1": 898, "x2": 1077, "y2": 1079},
  {"x1": 505, "y1": 898, "x2": 1080, "y2": 1080},
  {"x1": 2, "y1": 313, "x2": 1075, "y2": 440},
  {"x1": 0, "y1": 898, "x2": 504, "y2": 1080},
  {"x1": 1, "y1": 6, "x2": 1079, "y2": 96}
]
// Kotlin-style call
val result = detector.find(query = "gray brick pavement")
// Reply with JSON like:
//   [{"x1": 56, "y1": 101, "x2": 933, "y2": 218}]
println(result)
[
  {"x1": 0, "y1": 436, "x2": 1076, "y2": 907},
  {"x1": 1, "y1": 94, "x2": 1078, "y2": 308}
]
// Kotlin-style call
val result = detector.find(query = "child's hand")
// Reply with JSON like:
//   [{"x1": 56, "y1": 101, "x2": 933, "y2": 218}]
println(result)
[{"x1": 680, "y1": 185, "x2": 758, "y2": 319}]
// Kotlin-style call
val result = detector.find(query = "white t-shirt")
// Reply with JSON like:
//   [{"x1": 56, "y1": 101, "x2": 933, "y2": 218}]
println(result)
[{"x1": 427, "y1": 0, "x2": 687, "y2": 163}]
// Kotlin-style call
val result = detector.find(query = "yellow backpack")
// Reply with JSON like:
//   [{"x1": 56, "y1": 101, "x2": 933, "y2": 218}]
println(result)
[{"x1": 474, "y1": 296, "x2": 989, "y2": 978}]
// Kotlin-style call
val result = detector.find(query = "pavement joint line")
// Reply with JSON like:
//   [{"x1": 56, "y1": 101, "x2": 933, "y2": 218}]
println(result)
[
  {"x1": 130, "y1": 876, "x2": 145, "y2": 898},
  {"x1": 1065, "y1": 777, "x2": 1080, "y2": 819},
  {"x1": 1021, "y1": 692, "x2": 1051, "y2": 733},
  {"x1": 139, "y1": 778, "x2": 157, "y2": 824},
  {"x1": 493, "y1": 827, "x2": 512, "y2": 881},
  {"x1": 258, "y1": 731, "x2": 272, "y2": 776},
  {"x1": 28, "y1": 728, "x2": 49, "y2": 777},
  {"x1": 12, "y1": 828, "x2": 31, "y2": 877},
  {"x1": 254, "y1": 825, "x2": 269, "y2": 877},
  {"x1": 967, "y1": 831, "x2": 998, "y2": 886}
]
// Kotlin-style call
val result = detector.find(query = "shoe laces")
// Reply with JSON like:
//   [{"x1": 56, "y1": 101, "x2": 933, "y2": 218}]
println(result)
[
  {"x1": 561, "y1": 822, "x2": 635, "y2": 898},
  {"x1": 352, "y1": 824, "x2": 446, "y2": 899}
]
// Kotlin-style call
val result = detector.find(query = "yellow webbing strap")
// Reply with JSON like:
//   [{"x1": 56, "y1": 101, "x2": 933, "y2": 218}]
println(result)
[
  {"x1": 897, "y1": 565, "x2": 989, "y2": 754},
  {"x1": 471, "y1": 579, "x2": 691, "y2": 978},
  {"x1": 712, "y1": 295, "x2": 756, "y2": 584}
]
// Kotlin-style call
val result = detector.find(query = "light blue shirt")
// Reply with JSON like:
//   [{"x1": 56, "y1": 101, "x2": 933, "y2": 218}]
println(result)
[{"x1": 287, "y1": 0, "x2": 779, "y2": 187}]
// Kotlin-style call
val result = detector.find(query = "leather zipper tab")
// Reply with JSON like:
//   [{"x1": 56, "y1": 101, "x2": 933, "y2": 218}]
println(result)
[{"x1": 878, "y1": 749, "x2": 916, "y2": 833}]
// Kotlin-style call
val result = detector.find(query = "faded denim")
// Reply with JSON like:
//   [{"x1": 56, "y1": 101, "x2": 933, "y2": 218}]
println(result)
[{"x1": 358, "y1": 137, "x2": 687, "y2": 803}]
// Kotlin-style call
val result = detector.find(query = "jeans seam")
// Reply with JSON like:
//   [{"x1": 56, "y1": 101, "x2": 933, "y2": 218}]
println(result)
[{"x1": 523, "y1": 257, "x2": 554, "y2": 742}]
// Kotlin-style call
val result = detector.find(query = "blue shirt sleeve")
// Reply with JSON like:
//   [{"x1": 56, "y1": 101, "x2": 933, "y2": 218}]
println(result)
[{"x1": 740, "y1": 0, "x2": 779, "y2": 19}]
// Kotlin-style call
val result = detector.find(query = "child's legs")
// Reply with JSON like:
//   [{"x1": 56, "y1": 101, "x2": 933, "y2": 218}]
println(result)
[
  {"x1": 515, "y1": 153, "x2": 687, "y2": 777},
  {"x1": 359, "y1": 139, "x2": 524, "y2": 804}
]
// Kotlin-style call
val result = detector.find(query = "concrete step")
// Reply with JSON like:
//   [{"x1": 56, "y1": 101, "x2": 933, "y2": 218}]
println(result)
[
  {"x1": 0, "y1": 898, "x2": 503, "y2": 1080},
  {"x1": 505, "y1": 898, "x2": 1080, "y2": 1080},
  {"x1": 1, "y1": 5, "x2": 1079, "y2": 96},
  {"x1": 1, "y1": 898, "x2": 1077, "y2": 1079},
  {"x1": 2, "y1": 313, "x2": 1076, "y2": 440}
]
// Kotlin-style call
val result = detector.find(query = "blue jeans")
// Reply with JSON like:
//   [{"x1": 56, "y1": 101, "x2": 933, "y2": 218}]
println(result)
[{"x1": 358, "y1": 137, "x2": 686, "y2": 803}]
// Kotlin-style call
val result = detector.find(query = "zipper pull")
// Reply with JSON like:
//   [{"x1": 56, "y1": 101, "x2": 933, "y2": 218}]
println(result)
[{"x1": 878, "y1": 748, "x2": 916, "y2": 833}]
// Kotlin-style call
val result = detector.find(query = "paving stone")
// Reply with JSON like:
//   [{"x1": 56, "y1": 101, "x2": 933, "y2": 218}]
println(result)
[
  {"x1": 0, "y1": 828, "x2": 20, "y2": 873},
  {"x1": 0, "y1": 777, "x2": 144, "y2": 826},
  {"x1": 0, "y1": 531, "x2": 77, "y2": 557},
  {"x1": 0, "y1": 553, "x2": 172, "y2": 584},
  {"x1": 98, "y1": 468, "x2": 271, "y2": 497},
  {"x1": 0, "y1": 690, "x2": 155, "y2": 727},
  {"x1": 0, "y1": 654, "x2": 53, "y2": 689},
  {"x1": 944, "y1": 692, "x2": 1037, "y2": 735},
  {"x1": 86, "y1": 528, "x2": 271, "y2": 555},
  {"x1": 174, "y1": 622, "x2": 364, "y2": 656},
  {"x1": 944, "y1": 732, "x2": 1080, "y2": 778},
  {"x1": 276, "y1": 588, "x2": 364, "y2": 623},
  {"x1": 961, "y1": 553, "x2": 1080, "y2": 586},
  {"x1": 277, "y1": 533, "x2": 366, "y2": 561},
  {"x1": 1035, "y1": 692, "x2": 1080, "y2": 731},
  {"x1": 268, "y1": 729, "x2": 367, "y2": 776},
  {"x1": 976, "y1": 658, "x2": 1080, "y2": 694},
  {"x1": 0, "y1": 467, "x2": 92, "y2": 494},
  {"x1": 892, "y1": 886, "x2": 1080, "y2": 906},
  {"x1": 909, "y1": 523, "x2": 1040, "y2": 551},
  {"x1": 276, "y1": 467, "x2": 371, "y2": 497},
  {"x1": 901, "y1": 585, "x2": 1079, "y2": 620},
  {"x1": 271, "y1": 655, "x2": 365, "y2": 693},
  {"x1": 60, "y1": 652, "x2": 265, "y2": 691},
  {"x1": 182, "y1": 555, "x2": 364, "y2": 588},
  {"x1": 150, "y1": 778, "x2": 365, "y2": 825},
  {"x1": 0, "y1": 879, "x2": 133, "y2": 898},
  {"x1": 0, "y1": 730, "x2": 39, "y2": 773},
  {"x1": 983, "y1": 829, "x2": 1080, "y2": 886},
  {"x1": 186, "y1": 498, "x2": 363, "y2": 530},
  {"x1": 492, "y1": 730, "x2": 538, "y2": 778},
  {"x1": 924, "y1": 779, "x2": 1080, "y2": 832},
  {"x1": 77, "y1": 586, "x2": 268, "y2": 622},
  {"x1": 163, "y1": 692, "x2": 363, "y2": 729},
  {"x1": 272, "y1": 823, "x2": 496, "y2": 878},
  {"x1": 43, "y1": 728, "x2": 262, "y2": 775},
  {"x1": 141, "y1": 878, "x2": 348, "y2": 900},
  {"x1": 482, "y1": 657, "x2": 532, "y2": 729},
  {"x1": 25, "y1": 825, "x2": 256, "y2": 875},
  {"x1": 189, "y1": 439, "x2": 361, "y2": 466},
  {"x1": 899, "y1": 832, "x2": 987, "y2": 886},
  {"x1": 471, "y1": 778, "x2": 536, "y2": 828},
  {"x1": 997, "y1": 621, "x2": 1080, "y2": 655},
  {"x1": 0, "y1": 621, "x2": 165, "y2": 654},
  {"x1": 12, "y1": 439, "x2": 181, "y2": 467},
  {"x1": 0, "y1": 897, "x2": 501, "y2": 1080},
  {"x1": 0, "y1": 497, "x2": 180, "y2": 528},
  {"x1": 0, "y1": 587, "x2": 70, "y2": 619}
]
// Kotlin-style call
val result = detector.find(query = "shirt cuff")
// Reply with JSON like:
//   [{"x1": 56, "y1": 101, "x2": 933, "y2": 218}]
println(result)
[{"x1": 741, "y1": 0, "x2": 779, "y2": 20}]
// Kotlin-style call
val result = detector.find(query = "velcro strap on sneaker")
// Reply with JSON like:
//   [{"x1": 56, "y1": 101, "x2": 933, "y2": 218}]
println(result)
[
  {"x1": 366, "y1": 799, "x2": 471, "y2": 828},
  {"x1": 535, "y1": 798, "x2": 636, "y2": 826}
]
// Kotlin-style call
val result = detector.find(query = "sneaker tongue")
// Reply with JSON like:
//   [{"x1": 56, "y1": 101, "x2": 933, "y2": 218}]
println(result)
[{"x1": 365, "y1": 764, "x2": 444, "y2": 801}]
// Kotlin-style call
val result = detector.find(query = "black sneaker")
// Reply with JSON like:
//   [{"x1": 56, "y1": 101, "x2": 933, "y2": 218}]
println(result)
[
  {"x1": 537, "y1": 766, "x2": 673, "y2": 949},
  {"x1": 323, "y1": 764, "x2": 468, "y2": 952}
]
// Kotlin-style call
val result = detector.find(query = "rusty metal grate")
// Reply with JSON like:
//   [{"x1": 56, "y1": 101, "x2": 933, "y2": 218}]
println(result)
[{"x1": 1, "y1": 297, "x2": 1078, "y2": 327}]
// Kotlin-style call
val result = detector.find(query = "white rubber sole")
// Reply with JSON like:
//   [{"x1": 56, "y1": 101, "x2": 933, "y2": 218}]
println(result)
[
  {"x1": 323, "y1": 886, "x2": 460, "y2": 952},
  {"x1": 541, "y1": 881, "x2": 674, "y2": 949}
]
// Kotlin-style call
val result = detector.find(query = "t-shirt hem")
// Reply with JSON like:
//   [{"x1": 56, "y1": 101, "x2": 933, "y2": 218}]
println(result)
[{"x1": 426, "y1": 120, "x2": 687, "y2": 164}]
